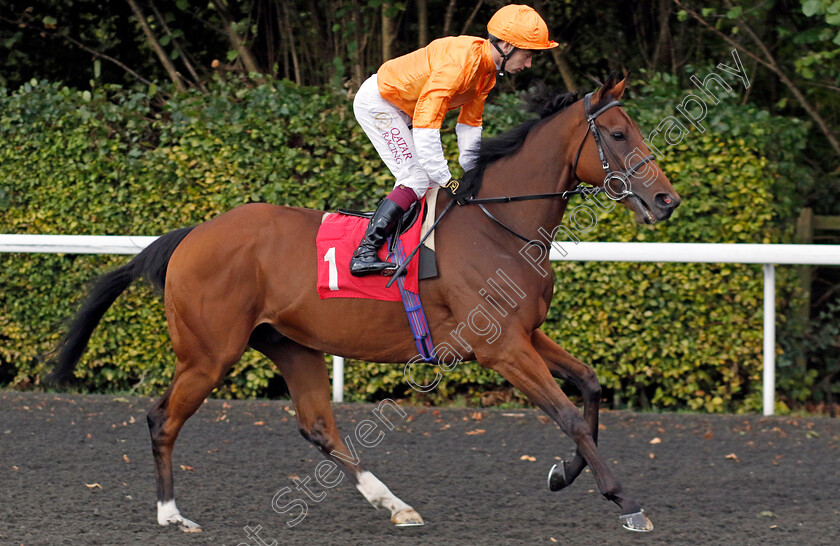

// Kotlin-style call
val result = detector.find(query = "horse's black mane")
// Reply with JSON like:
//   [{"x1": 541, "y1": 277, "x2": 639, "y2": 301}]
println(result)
[
  {"x1": 458, "y1": 74, "x2": 622, "y2": 198},
  {"x1": 460, "y1": 85, "x2": 578, "y2": 193}
]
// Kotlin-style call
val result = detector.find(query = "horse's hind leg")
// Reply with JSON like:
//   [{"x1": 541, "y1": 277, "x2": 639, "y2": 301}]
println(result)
[
  {"x1": 531, "y1": 330, "x2": 602, "y2": 492},
  {"x1": 148, "y1": 317, "x2": 251, "y2": 531},
  {"x1": 249, "y1": 327, "x2": 423, "y2": 526},
  {"x1": 147, "y1": 364, "x2": 228, "y2": 531}
]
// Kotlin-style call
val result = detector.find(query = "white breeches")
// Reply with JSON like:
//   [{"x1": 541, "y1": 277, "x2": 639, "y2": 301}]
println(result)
[{"x1": 353, "y1": 75, "x2": 435, "y2": 199}]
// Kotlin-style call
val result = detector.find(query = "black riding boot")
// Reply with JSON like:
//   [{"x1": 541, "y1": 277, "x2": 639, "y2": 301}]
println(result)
[{"x1": 349, "y1": 199, "x2": 404, "y2": 277}]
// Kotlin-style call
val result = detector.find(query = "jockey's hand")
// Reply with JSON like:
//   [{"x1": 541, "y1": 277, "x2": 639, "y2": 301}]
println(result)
[{"x1": 444, "y1": 178, "x2": 474, "y2": 205}]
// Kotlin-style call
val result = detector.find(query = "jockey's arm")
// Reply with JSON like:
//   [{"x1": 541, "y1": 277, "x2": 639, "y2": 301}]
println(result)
[
  {"x1": 411, "y1": 64, "x2": 468, "y2": 185},
  {"x1": 455, "y1": 89, "x2": 491, "y2": 172},
  {"x1": 412, "y1": 65, "x2": 492, "y2": 181},
  {"x1": 412, "y1": 125, "x2": 452, "y2": 185}
]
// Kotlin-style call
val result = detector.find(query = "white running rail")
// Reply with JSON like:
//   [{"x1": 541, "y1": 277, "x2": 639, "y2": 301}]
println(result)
[{"x1": 4, "y1": 235, "x2": 840, "y2": 414}]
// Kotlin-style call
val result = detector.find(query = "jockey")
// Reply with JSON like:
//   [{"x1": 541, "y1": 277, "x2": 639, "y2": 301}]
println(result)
[{"x1": 350, "y1": 4, "x2": 558, "y2": 277}]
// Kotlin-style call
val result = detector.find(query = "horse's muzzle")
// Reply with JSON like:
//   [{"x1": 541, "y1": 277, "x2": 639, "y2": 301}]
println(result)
[
  {"x1": 626, "y1": 192, "x2": 680, "y2": 224},
  {"x1": 653, "y1": 192, "x2": 680, "y2": 220}
]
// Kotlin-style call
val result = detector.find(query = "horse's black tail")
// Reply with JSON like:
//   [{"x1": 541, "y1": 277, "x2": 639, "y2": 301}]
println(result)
[{"x1": 47, "y1": 226, "x2": 195, "y2": 385}]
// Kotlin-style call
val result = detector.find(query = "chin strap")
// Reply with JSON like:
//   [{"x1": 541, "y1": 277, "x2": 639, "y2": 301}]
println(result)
[{"x1": 490, "y1": 39, "x2": 515, "y2": 77}]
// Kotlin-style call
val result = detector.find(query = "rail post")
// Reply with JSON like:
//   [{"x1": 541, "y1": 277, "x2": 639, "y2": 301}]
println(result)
[
  {"x1": 332, "y1": 356, "x2": 345, "y2": 402},
  {"x1": 763, "y1": 264, "x2": 776, "y2": 416}
]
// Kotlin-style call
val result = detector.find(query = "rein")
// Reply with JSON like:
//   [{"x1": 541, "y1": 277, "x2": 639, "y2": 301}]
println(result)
[
  {"x1": 471, "y1": 186, "x2": 606, "y2": 248},
  {"x1": 463, "y1": 91, "x2": 655, "y2": 248}
]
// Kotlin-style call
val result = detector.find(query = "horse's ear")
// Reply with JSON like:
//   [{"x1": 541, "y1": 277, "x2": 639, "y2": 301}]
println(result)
[
  {"x1": 594, "y1": 71, "x2": 629, "y2": 102},
  {"x1": 610, "y1": 75, "x2": 627, "y2": 100},
  {"x1": 606, "y1": 71, "x2": 628, "y2": 100}
]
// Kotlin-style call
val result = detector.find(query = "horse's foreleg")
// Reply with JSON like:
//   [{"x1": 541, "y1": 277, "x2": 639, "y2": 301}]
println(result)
[
  {"x1": 252, "y1": 334, "x2": 423, "y2": 527},
  {"x1": 480, "y1": 336, "x2": 652, "y2": 532},
  {"x1": 531, "y1": 330, "x2": 601, "y2": 492}
]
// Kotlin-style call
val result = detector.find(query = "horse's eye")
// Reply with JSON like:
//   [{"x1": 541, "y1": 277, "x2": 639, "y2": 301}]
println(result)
[{"x1": 612, "y1": 132, "x2": 625, "y2": 141}]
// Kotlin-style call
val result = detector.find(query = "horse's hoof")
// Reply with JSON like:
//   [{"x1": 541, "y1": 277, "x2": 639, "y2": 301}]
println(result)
[
  {"x1": 161, "y1": 514, "x2": 202, "y2": 532},
  {"x1": 158, "y1": 501, "x2": 202, "y2": 532},
  {"x1": 392, "y1": 508, "x2": 425, "y2": 527},
  {"x1": 175, "y1": 515, "x2": 202, "y2": 532},
  {"x1": 547, "y1": 462, "x2": 569, "y2": 491},
  {"x1": 179, "y1": 519, "x2": 203, "y2": 533},
  {"x1": 620, "y1": 510, "x2": 653, "y2": 532}
]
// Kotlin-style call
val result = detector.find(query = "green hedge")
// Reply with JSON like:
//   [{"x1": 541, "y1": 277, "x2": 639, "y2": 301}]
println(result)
[
  {"x1": 0, "y1": 73, "x2": 814, "y2": 411},
  {"x1": 0, "y1": 78, "x2": 392, "y2": 398}
]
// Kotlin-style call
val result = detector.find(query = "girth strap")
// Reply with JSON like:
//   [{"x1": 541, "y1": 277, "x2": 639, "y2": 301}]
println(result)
[{"x1": 388, "y1": 237, "x2": 439, "y2": 363}]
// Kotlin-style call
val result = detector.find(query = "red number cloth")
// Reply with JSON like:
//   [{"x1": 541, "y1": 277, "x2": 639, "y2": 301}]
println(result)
[{"x1": 316, "y1": 202, "x2": 424, "y2": 301}]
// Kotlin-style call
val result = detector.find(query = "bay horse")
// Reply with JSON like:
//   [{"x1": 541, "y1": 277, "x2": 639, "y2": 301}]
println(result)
[{"x1": 50, "y1": 75, "x2": 679, "y2": 533}]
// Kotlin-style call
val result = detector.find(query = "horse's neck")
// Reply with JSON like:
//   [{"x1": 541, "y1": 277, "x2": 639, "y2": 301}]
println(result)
[{"x1": 479, "y1": 109, "x2": 581, "y2": 244}]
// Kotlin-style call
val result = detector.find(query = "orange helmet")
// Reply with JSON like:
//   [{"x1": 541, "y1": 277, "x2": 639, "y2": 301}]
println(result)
[{"x1": 487, "y1": 4, "x2": 558, "y2": 50}]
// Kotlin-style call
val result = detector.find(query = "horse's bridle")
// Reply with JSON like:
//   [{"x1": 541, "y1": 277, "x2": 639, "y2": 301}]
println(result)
[
  {"x1": 570, "y1": 92, "x2": 655, "y2": 201},
  {"x1": 465, "y1": 91, "x2": 656, "y2": 247}
]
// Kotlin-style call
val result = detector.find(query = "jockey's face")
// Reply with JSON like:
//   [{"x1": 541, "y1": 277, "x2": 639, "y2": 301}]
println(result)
[{"x1": 504, "y1": 48, "x2": 536, "y2": 74}]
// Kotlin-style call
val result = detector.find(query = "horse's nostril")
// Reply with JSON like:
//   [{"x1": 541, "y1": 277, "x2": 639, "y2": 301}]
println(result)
[{"x1": 655, "y1": 194, "x2": 677, "y2": 209}]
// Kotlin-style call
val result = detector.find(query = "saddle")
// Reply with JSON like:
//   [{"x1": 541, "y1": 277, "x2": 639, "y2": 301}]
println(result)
[{"x1": 337, "y1": 197, "x2": 437, "y2": 280}]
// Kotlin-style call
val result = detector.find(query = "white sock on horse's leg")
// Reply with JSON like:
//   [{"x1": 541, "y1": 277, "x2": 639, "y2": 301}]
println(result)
[
  {"x1": 157, "y1": 500, "x2": 201, "y2": 531},
  {"x1": 355, "y1": 470, "x2": 424, "y2": 526},
  {"x1": 355, "y1": 470, "x2": 410, "y2": 512}
]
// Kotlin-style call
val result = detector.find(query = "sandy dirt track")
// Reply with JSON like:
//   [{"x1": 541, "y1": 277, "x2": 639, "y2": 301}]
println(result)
[{"x1": 1, "y1": 391, "x2": 838, "y2": 545}]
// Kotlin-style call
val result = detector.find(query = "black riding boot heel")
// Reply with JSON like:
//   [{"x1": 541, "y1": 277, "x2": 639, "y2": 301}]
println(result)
[{"x1": 349, "y1": 199, "x2": 404, "y2": 277}]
